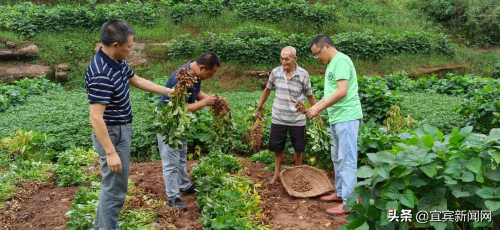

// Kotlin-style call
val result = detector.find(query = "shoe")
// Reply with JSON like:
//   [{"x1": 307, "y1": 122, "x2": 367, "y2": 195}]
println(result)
[
  {"x1": 320, "y1": 192, "x2": 343, "y2": 202},
  {"x1": 168, "y1": 198, "x2": 186, "y2": 210},
  {"x1": 326, "y1": 203, "x2": 354, "y2": 215},
  {"x1": 180, "y1": 184, "x2": 196, "y2": 196}
]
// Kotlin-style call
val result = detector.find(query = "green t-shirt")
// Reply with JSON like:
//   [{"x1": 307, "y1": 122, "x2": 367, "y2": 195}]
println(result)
[{"x1": 324, "y1": 52, "x2": 363, "y2": 124}]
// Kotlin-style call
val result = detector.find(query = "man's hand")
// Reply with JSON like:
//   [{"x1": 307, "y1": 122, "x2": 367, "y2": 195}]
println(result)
[
  {"x1": 255, "y1": 109, "x2": 262, "y2": 120},
  {"x1": 107, "y1": 152, "x2": 122, "y2": 173},
  {"x1": 202, "y1": 95, "x2": 217, "y2": 106},
  {"x1": 306, "y1": 107, "x2": 321, "y2": 119}
]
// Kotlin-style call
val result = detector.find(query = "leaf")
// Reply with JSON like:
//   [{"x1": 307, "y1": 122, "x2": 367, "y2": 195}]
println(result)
[
  {"x1": 461, "y1": 171, "x2": 475, "y2": 182},
  {"x1": 487, "y1": 170, "x2": 500, "y2": 181},
  {"x1": 423, "y1": 124, "x2": 437, "y2": 136},
  {"x1": 406, "y1": 137, "x2": 418, "y2": 146},
  {"x1": 386, "y1": 200, "x2": 399, "y2": 210},
  {"x1": 452, "y1": 190, "x2": 470, "y2": 198},
  {"x1": 476, "y1": 187, "x2": 495, "y2": 199},
  {"x1": 400, "y1": 189, "x2": 416, "y2": 208},
  {"x1": 476, "y1": 173, "x2": 484, "y2": 183},
  {"x1": 378, "y1": 151, "x2": 396, "y2": 164},
  {"x1": 356, "y1": 166, "x2": 374, "y2": 178},
  {"x1": 430, "y1": 221, "x2": 447, "y2": 230},
  {"x1": 376, "y1": 165, "x2": 390, "y2": 180},
  {"x1": 421, "y1": 134, "x2": 434, "y2": 147},
  {"x1": 409, "y1": 177, "x2": 427, "y2": 187},
  {"x1": 419, "y1": 164, "x2": 437, "y2": 177},
  {"x1": 484, "y1": 134, "x2": 500, "y2": 144},
  {"x1": 382, "y1": 186, "x2": 401, "y2": 200},
  {"x1": 466, "y1": 158, "x2": 481, "y2": 173},
  {"x1": 492, "y1": 151, "x2": 500, "y2": 164},
  {"x1": 459, "y1": 126, "x2": 473, "y2": 136},
  {"x1": 392, "y1": 166, "x2": 413, "y2": 178},
  {"x1": 451, "y1": 127, "x2": 460, "y2": 136},
  {"x1": 485, "y1": 201, "x2": 500, "y2": 212}
]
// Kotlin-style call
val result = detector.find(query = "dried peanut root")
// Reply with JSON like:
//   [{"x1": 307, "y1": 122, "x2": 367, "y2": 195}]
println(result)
[{"x1": 291, "y1": 178, "x2": 312, "y2": 192}]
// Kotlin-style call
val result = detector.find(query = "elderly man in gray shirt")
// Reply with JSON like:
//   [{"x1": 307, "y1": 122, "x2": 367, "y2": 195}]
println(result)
[{"x1": 255, "y1": 46, "x2": 320, "y2": 184}]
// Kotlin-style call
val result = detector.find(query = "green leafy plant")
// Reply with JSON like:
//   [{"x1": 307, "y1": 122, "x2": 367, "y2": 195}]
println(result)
[
  {"x1": 456, "y1": 83, "x2": 500, "y2": 133},
  {"x1": 249, "y1": 150, "x2": 274, "y2": 164},
  {"x1": 383, "y1": 105, "x2": 414, "y2": 133},
  {"x1": 0, "y1": 1, "x2": 158, "y2": 37},
  {"x1": 191, "y1": 152, "x2": 265, "y2": 229},
  {"x1": 0, "y1": 76, "x2": 61, "y2": 113},
  {"x1": 342, "y1": 125, "x2": 500, "y2": 229},
  {"x1": 153, "y1": 68, "x2": 198, "y2": 149},
  {"x1": 305, "y1": 117, "x2": 333, "y2": 170},
  {"x1": 53, "y1": 147, "x2": 99, "y2": 187}
]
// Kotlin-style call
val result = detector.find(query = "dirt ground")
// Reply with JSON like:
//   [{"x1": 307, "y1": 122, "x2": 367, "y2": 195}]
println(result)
[{"x1": 0, "y1": 158, "x2": 348, "y2": 230}]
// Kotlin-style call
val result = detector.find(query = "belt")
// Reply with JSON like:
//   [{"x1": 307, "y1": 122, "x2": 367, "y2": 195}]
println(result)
[{"x1": 106, "y1": 119, "x2": 132, "y2": 126}]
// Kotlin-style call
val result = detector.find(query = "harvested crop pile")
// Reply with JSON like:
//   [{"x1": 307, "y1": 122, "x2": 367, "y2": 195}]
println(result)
[{"x1": 291, "y1": 178, "x2": 312, "y2": 192}]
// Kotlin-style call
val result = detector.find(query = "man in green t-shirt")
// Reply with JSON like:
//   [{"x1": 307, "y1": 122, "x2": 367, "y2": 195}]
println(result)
[{"x1": 305, "y1": 34, "x2": 362, "y2": 215}]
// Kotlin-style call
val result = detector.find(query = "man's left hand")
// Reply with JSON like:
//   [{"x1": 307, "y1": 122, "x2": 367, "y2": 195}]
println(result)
[{"x1": 306, "y1": 107, "x2": 321, "y2": 119}]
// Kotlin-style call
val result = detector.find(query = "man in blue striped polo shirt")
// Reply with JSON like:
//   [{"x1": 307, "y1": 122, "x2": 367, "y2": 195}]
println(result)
[
  {"x1": 255, "y1": 46, "x2": 320, "y2": 184},
  {"x1": 85, "y1": 19, "x2": 173, "y2": 230}
]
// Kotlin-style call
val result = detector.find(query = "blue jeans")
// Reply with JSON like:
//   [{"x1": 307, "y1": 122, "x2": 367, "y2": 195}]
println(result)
[
  {"x1": 157, "y1": 134, "x2": 192, "y2": 200},
  {"x1": 92, "y1": 123, "x2": 132, "y2": 230},
  {"x1": 330, "y1": 119, "x2": 361, "y2": 204}
]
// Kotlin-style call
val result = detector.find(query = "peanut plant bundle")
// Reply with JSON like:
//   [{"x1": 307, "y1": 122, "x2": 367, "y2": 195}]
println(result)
[{"x1": 153, "y1": 68, "x2": 198, "y2": 149}]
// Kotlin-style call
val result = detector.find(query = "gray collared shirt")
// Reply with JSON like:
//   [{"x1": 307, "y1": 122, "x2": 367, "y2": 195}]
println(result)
[{"x1": 267, "y1": 63, "x2": 313, "y2": 126}]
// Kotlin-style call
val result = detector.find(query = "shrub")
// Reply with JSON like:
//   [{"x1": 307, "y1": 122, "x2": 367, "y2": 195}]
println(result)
[
  {"x1": 342, "y1": 125, "x2": 500, "y2": 229},
  {"x1": 358, "y1": 76, "x2": 400, "y2": 122},
  {"x1": 53, "y1": 147, "x2": 99, "y2": 187},
  {"x1": 0, "y1": 1, "x2": 158, "y2": 37},
  {"x1": 456, "y1": 83, "x2": 500, "y2": 133},
  {"x1": 0, "y1": 76, "x2": 61, "y2": 113}
]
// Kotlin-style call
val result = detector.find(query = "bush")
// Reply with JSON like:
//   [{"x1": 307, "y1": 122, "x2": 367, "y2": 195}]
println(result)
[
  {"x1": 0, "y1": 1, "x2": 159, "y2": 37},
  {"x1": 235, "y1": 0, "x2": 337, "y2": 25},
  {"x1": 333, "y1": 31, "x2": 456, "y2": 60},
  {"x1": 494, "y1": 63, "x2": 500, "y2": 79},
  {"x1": 53, "y1": 147, "x2": 99, "y2": 187},
  {"x1": 0, "y1": 76, "x2": 61, "y2": 113},
  {"x1": 456, "y1": 83, "x2": 500, "y2": 133},
  {"x1": 192, "y1": 153, "x2": 264, "y2": 229},
  {"x1": 358, "y1": 76, "x2": 400, "y2": 122},
  {"x1": 342, "y1": 125, "x2": 500, "y2": 229},
  {"x1": 168, "y1": 34, "x2": 197, "y2": 62},
  {"x1": 199, "y1": 27, "x2": 456, "y2": 65},
  {"x1": 398, "y1": 91, "x2": 462, "y2": 133}
]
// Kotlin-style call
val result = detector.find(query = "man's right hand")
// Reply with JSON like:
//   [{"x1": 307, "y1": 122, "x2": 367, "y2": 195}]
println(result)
[
  {"x1": 203, "y1": 95, "x2": 217, "y2": 106},
  {"x1": 107, "y1": 152, "x2": 122, "y2": 173},
  {"x1": 254, "y1": 109, "x2": 262, "y2": 120}
]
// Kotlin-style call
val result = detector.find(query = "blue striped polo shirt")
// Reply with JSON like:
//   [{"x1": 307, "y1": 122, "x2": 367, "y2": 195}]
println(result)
[
  {"x1": 85, "y1": 47, "x2": 135, "y2": 124},
  {"x1": 158, "y1": 61, "x2": 202, "y2": 107}
]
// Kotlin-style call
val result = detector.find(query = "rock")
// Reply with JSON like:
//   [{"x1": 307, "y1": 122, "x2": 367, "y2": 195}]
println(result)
[
  {"x1": 55, "y1": 72, "x2": 69, "y2": 82},
  {"x1": 56, "y1": 63, "x2": 69, "y2": 71},
  {"x1": 19, "y1": 45, "x2": 38, "y2": 55},
  {"x1": 0, "y1": 63, "x2": 50, "y2": 83},
  {"x1": 0, "y1": 44, "x2": 38, "y2": 60},
  {"x1": 248, "y1": 70, "x2": 270, "y2": 78},
  {"x1": 5, "y1": 41, "x2": 16, "y2": 49},
  {"x1": 410, "y1": 64, "x2": 466, "y2": 78}
]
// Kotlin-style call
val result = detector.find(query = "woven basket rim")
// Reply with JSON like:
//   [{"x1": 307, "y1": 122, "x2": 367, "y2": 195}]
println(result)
[{"x1": 280, "y1": 165, "x2": 334, "y2": 198}]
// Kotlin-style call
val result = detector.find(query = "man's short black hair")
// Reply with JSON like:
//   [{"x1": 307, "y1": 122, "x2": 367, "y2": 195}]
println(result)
[
  {"x1": 310, "y1": 34, "x2": 335, "y2": 49},
  {"x1": 100, "y1": 19, "x2": 136, "y2": 46},
  {"x1": 196, "y1": 52, "x2": 221, "y2": 70}
]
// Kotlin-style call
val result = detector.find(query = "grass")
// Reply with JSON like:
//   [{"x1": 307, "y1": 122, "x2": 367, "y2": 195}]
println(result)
[{"x1": 398, "y1": 91, "x2": 463, "y2": 133}]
